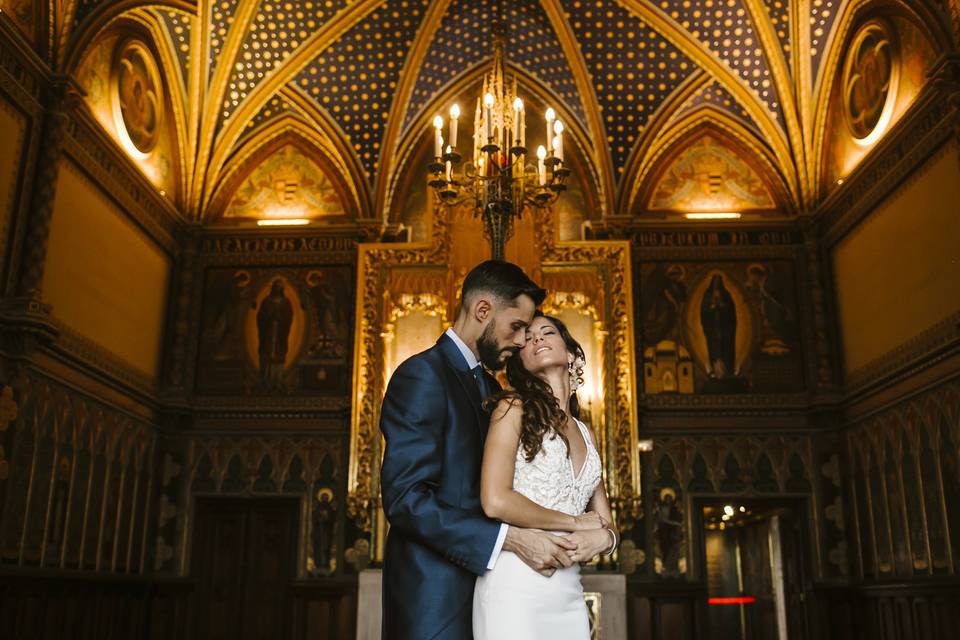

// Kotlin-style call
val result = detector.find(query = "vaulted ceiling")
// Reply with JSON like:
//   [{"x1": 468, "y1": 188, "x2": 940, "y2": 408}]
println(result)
[{"x1": 6, "y1": 0, "x2": 951, "y2": 225}]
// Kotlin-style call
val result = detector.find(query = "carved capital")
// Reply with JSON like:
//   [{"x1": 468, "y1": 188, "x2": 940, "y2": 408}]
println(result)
[{"x1": 0, "y1": 296, "x2": 60, "y2": 379}]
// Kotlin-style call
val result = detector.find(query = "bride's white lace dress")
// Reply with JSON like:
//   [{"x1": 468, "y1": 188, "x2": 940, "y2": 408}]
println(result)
[{"x1": 473, "y1": 418, "x2": 602, "y2": 639}]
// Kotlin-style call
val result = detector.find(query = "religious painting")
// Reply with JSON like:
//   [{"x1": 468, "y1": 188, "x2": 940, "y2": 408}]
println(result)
[
  {"x1": 822, "y1": 16, "x2": 936, "y2": 189},
  {"x1": 223, "y1": 145, "x2": 347, "y2": 221},
  {"x1": 0, "y1": 0, "x2": 35, "y2": 39},
  {"x1": 76, "y1": 34, "x2": 178, "y2": 197},
  {"x1": 195, "y1": 265, "x2": 354, "y2": 396},
  {"x1": 111, "y1": 39, "x2": 164, "y2": 155},
  {"x1": 639, "y1": 260, "x2": 804, "y2": 394},
  {"x1": 648, "y1": 134, "x2": 775, "y2": 213}
]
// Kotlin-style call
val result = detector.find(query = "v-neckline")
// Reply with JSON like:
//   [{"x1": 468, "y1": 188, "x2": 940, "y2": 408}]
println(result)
[{"x1": 568, "y1": 418, "x2": 590, "y2": 481}]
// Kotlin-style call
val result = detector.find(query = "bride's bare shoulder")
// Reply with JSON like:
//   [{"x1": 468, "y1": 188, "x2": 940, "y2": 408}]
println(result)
[{"x1": 490, "y1": 396, "x2": 523, "y2": 424}]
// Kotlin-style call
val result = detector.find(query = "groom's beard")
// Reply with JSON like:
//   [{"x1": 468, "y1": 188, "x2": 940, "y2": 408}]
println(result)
[{"x1": 477, "y1": 320, "x2": 517, "y2": 371}]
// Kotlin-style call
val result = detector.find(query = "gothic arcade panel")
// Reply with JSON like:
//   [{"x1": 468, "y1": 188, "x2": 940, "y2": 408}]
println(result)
[
  {"x1": 638, "y1": 260, "x2": 804, "y2": 394},
  {"x1": 195, "y1": 265, "x2": 354, "y2": 396}
]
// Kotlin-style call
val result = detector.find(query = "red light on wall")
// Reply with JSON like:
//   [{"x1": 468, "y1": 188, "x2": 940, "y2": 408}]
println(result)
[{"x1": 708, "y1": 597, "x2": 757, "y2": 605}]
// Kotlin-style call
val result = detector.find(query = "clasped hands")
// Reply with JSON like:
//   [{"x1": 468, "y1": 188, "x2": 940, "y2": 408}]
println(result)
[{"x1": 504, "y1": 511, "x2": 615, "y2": 578}]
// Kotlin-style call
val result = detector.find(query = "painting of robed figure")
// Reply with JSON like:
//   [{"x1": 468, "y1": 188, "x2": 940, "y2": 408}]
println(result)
[
  {"x1": 640, "y1": 260, "x2": 804, "y2": 394},
  {"x1": 195, "y1": 265, "x2": 354, "y2": 396}
]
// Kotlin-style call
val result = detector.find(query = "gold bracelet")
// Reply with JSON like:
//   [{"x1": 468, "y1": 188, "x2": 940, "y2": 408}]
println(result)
[{"x1": 600, "y1": 527, "x2": 618, "y2": 556}]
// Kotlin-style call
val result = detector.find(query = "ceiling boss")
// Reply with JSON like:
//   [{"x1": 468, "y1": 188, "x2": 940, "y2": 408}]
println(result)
[{"x1": 426, "y1": 4, "x2": 570, "y2": 260}]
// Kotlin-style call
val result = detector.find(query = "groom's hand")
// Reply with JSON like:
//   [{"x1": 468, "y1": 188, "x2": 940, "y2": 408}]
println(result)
[
  {"x1": 562, "y1": 529, "x2": 613, "y2": 563},
  {"x1": 502, "y1": 527, "x2": 578, "y2": 577}
]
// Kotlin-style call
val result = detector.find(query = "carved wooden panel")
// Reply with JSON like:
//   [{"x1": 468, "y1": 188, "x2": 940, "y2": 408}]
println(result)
[
  {"x1": 847, "y1": 380, "x2": 960, "y2": 580},
  {"x1": 0, "y1": 374, "x2": 156, "y2": 573}
]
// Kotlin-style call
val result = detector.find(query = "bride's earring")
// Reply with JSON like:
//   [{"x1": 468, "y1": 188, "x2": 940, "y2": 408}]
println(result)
[{"x1": 568, "y1": 357, "x2": 582, "y2": 392}]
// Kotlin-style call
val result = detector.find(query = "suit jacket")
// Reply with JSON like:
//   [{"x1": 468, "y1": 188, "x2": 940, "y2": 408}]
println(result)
[{"x1": 380, "y1": 333, "x2": 501, "y2": 640}]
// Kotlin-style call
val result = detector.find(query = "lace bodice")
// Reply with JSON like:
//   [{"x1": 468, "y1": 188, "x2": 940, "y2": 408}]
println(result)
[{"x1": 512, "y1": 419, "x2": 602, "y2": 517}]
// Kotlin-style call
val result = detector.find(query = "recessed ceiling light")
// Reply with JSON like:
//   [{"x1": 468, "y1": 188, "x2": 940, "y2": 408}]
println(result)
[
  {"x1": 257, "y1": 218, "x2": 310, "y2": 226},
  {"x1": 683, "y1": 212, "x2": 742, "y2": 220}
]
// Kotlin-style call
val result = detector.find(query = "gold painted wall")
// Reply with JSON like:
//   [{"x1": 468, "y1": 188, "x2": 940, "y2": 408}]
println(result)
[
  {"x1": 40, "y1": 160, "x2": 171, "y2": 379},
  {"x1": 0, "y1": 93, "x2": 27, "y2": 272},
  {"x1": 832, "y1": 146, "x2": 960, "y2": 375}
]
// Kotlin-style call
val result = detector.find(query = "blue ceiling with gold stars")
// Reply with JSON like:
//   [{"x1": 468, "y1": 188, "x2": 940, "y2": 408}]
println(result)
[
  {"x1": 403, "y1": 0, "x2": 587, "y2": 134},
  {"x1": 64, "y1": 0, "x2": 895, "y2": 215}
]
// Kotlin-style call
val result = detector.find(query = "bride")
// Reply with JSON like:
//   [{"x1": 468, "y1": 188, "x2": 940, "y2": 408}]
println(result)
[{"x1": 474, "y1": 313, "x2": 618, "y2": 639}]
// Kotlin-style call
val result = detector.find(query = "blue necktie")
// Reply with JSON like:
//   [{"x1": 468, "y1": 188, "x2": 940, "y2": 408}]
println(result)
[{"x1": 472, "y1": 365, "x2": 490, "y2": 400}]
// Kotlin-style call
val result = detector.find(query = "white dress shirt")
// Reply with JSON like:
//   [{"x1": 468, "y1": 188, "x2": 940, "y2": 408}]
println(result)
[{"x1": 444, "y1": 328, "x2": 509, "y2": 570}]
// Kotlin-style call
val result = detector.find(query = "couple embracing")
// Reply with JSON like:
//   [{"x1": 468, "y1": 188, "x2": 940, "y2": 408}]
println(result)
[{"x1": 380, "y1": 260, "x2": 618, "y2": 640}]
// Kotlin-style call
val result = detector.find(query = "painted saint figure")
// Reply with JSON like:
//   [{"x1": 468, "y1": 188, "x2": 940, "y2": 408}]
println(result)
[
  {"x1": 256, "y1": 279, "x2": 293, "y2": 391},
  {"x1": 700, "y1": 274, "x2": 737, "y2": 378}
]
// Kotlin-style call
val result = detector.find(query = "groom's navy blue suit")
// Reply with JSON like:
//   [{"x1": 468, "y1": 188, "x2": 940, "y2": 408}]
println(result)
[{"x1": 380, "y1": 333, "x2": 501, "y2": 639}]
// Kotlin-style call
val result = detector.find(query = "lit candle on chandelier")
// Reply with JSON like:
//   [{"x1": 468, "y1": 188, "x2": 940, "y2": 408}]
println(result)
[
  {"x1": 553, "y1": 119, "x2": 564, "y2": 163},
  {"x1": 545, "y1": 107, "x2": 555, "y2": 155},
  {"x1": 445, "y1": 145, "x2": 452, "y2": 181},
  {"x1": 433, "y1": 115, "x2": 443, "y2": 158},
  {"x1": 483, "y1": 93, "x2": 494, "y2": 141},
  {"x1": 512, "y1": 97, "x2": 523, "y2": 147},
  {"x1": 537, "y1": 145, "x2": 546, "y2": 185},
  {"x1": 449, "y1": 104, "x2": 460, "y2": 150}
]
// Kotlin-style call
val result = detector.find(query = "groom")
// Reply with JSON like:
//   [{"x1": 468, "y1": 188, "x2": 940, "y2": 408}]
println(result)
[{"x1": 380, "y1": 260, "x2": 577, "y2": 639}]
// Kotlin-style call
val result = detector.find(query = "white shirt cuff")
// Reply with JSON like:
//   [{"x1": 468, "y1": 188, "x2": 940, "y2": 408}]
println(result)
[{"x1": 486, "y1": 523, "x2": 509, "y2": 570}]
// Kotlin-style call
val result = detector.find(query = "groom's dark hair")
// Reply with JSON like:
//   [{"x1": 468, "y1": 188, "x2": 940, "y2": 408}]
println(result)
[{"x1": 460, "y1": 260, "x2": 545, "y2": 311}]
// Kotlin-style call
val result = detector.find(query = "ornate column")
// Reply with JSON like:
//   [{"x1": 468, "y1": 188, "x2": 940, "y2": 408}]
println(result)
[
  {"x1": 0, "y1": 77, "x2": 82, "y2": 375},
  {"x1": 163, "y1": 226, "x2": 201, "y2": 398},
  {"x1": 801, "y1": 219, "x2": 840, "y2": 398}
]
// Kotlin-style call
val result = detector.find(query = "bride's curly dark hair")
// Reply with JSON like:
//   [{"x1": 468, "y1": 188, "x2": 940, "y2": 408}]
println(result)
[{"x1": 485, "y1": 312, "x2": 586, "y2": 462}]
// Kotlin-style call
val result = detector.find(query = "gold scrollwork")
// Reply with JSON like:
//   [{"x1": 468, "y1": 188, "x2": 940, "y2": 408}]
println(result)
[
  {"x1": 348, "y1": 209, "x2": 452, "y2": 540},
  {"x1": 535, "y1": 208, "x2": 641, "y2": 521}
]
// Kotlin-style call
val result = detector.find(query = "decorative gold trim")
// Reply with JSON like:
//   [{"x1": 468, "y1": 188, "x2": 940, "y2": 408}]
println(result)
[
  {"x1": 373, "y1": 0, "x2": 453, "y2": 221},
  {"x1": 631, "y1": 109, "x2": 795, "y2": 216},
  {"x1": 203, "y1": 0, "x2": 384, "y2": 212},
  {"x1": 819, "y1": 79, "x2": 957, "y2": 243},
  {"x1": 347, "y1": 209, "x2": 450, "y2": 535},
  {"x1": 540, "y1": 0, "x2": 615, "y2": 216},
  {"x1": 616, "y1": 0, "x2": 799, "y2": 205},
  {"x1": 619, "y1": 70, "x2": 710, "y2": 214},
  {"x1": 809, "y1": 0, "x2": 954, "y2": 197},
  {"x1": 62, "y1": 0, "x2": 197, "y2": 74},
  {"x1": 741, "y1": 0, "x2": 810, "y2": 206},
  {"x1": 535, "y1": 209, "x2": 641, "y2": 516},
  {"x1": 188, "y1": 0, "x2": 261, "y2": 214},
  {"x1": 204, "y1": 115, "x2": 364, "y2": 222}
]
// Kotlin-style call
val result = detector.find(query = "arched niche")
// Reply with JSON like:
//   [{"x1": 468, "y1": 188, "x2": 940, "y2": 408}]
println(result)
[
  {"x1": 817, "y1": 2, "x2": 943, "y2": 195},
  {"x1": 205, "y1": 126, "x2": 357, "y2": 226},
  {"x1": 632, "y1": 118, "x2": 792, "y2": 219},
  {"x1": 72, "y1": 13, "x2": 188, "y2": 206}
]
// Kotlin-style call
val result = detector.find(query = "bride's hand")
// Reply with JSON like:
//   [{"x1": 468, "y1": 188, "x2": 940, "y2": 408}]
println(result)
[{"x1": 572, "y1": 511, "x2": 607, "y2": 531}]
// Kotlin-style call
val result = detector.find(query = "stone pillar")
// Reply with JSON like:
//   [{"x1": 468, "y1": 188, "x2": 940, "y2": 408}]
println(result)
[
  {"x1": 0, "y1": 77, "x2": 80, "y2": 375},
  {"x1": 13, "y1": 78, "x2": 81, "y2": 301},
  {"x1": 163, "y1": 227, "x2": 201, "y2": 396},
  {"x1": 801, "y1": 221, "x2": 839, "y2": 396}
]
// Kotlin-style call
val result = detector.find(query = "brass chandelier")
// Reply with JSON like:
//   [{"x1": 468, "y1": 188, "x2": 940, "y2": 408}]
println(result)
[{"x1": 427, "y1": 8, "x2": 571, "y2": 260}]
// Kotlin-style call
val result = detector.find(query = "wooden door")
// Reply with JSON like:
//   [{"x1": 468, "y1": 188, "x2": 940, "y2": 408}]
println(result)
[{"x1": 193, "y1": 499, "x2": 299, "y2": 640}]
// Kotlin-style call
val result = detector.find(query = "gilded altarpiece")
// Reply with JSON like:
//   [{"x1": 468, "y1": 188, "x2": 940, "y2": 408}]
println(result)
[{"x1": 348, "y1": 204, "x2": 640, "y2": 566}]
